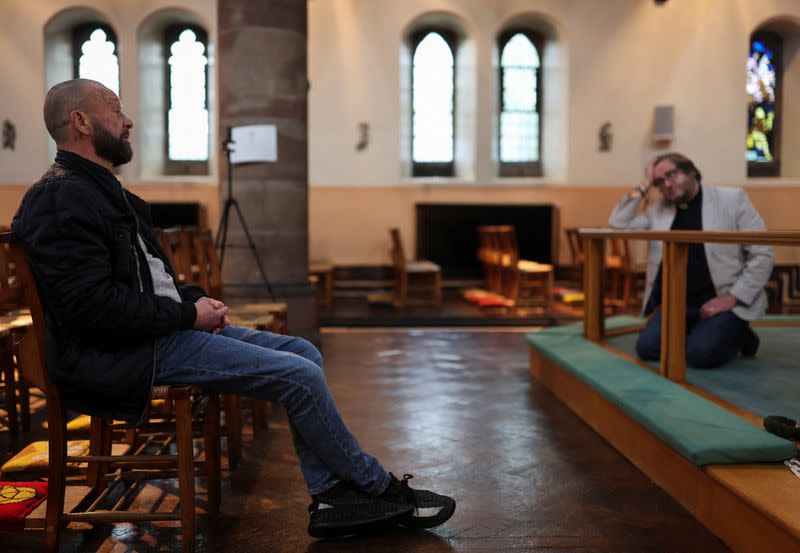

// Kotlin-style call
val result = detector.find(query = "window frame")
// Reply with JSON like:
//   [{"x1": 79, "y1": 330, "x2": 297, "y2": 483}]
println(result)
[
  {"x1": 163, "y1": 24, "x2": 210, "y2": 175},
  {"x1": 410, "y1": 27, "x2": 457, "y2": 178},
  {"x1": 747, "y1": 30, "x2": 782, "y2": 178},
  {"x1": 497, "y1": 28, "x2": 543, "y2": 178},
  {"x1": 71, "y1": 22, "x2": 119, "y2": 90}
]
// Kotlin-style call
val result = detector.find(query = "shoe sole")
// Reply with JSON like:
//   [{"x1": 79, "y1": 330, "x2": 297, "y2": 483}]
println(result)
[
  {"x1": 308, "y1": 505, "x2": 414, "y2": 538},
  {"x1": 396, "y1": 500, "x2": 456, "y2": 529}
]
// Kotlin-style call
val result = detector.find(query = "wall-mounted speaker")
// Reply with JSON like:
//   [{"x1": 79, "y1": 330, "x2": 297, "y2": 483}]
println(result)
[{"x1": 652, "y1": 105, "x2": 674, "y2": 143}]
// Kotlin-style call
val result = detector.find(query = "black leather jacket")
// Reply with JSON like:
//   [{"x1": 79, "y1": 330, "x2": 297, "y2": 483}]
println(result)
[{"x1": 12, "y1": 150, "x2": 204, "y2": 422}]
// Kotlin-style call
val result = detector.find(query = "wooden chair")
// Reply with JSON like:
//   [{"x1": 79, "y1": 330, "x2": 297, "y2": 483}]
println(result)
[
  {"x1": 1, "y1": 231, "x2": 220, "y2": 553},
  {"x1": 0, "y1": 232, "x2": 32, "y2": 436},
  {"x1": 153, "y1": 227, "x2": 196, "y2": 284},
  {"x1": 476, "y1": 225, "x2": 503, "y2": 295},
  {"x1": 309, "y1": 261, "x2": 334, "y2": 308},
  {"x1": 185, "y1": 226, "x2": 293, "y2": 450},
  {"x1": 389, "y1": 228, "x2": 441, "y2": 309},
  {"x1": 564, "y1": 227, "x2": 585, "y2": 287},
  {"x1": 566, "y1": 228, "x2": 644, "y2": 312},
  {"x1": 494, "y1": 226, "x2": 554, "y2": 309},
  {"x1": 188, "y1": 227, "x2": 287, "y2": 333}
]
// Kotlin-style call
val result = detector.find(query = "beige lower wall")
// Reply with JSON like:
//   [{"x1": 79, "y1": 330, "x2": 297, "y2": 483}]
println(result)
[
  {"x1": 1, "y1": 183, "x2": 220, "y2": 234},
  {"x1": 308, "y1": 185, "x2": 800, "y2": 267},
  {"x1": 4, "y1": 183, "x2": 800, "y2": 267}
]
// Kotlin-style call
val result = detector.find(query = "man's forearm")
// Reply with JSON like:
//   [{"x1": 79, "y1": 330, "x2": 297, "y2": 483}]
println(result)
[{"x1": 609, "y1": 191, "x2": 649, "y2": 229}]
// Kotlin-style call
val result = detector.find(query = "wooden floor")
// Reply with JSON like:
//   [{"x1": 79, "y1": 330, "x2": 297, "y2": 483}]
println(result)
[{"x1": 1, "y1": 328, "x2": 730, "y2": 552}]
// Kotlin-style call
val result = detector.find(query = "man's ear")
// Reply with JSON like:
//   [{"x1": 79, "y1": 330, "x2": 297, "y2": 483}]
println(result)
[{"x1": 70, "y1": 110, "x2": 91, "y2": 137}]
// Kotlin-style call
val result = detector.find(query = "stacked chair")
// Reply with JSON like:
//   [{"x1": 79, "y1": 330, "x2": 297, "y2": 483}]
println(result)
[
  {"x1": 472, "y1": 225, "x2": 554, "y2": 309},
  {"x1": 564, "y1": 227, "x2": 644, "y2": 312},
  {"x1": 0, "y1": 231, "x2": 220, "y2": 552},
  {"x1": 155, "y1": 225, "x2": 289, "y2": 461},
  {"x1": 0, "y1": 231, "x2": 32, "y2": 438}
]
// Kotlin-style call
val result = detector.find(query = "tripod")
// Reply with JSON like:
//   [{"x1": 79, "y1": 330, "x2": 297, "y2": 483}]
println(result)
[{"x1": 215, "y1": 127, "x2": 275, "y2": 300}]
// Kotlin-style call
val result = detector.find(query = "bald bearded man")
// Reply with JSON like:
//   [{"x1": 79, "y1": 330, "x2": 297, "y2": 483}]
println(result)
[{"x1": 13, "y1": 78, "x2": 455, "y2": 538}]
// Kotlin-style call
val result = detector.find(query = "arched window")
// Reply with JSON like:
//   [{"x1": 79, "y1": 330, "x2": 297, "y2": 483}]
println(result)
[
  {"x1": 746, "y1": 31, "x2": 781, "y2": 177},
  {"x1": 165, "y1": 26, "x2": 209, "y2": 166},
  {"x1": 72, "y1": 23, "x2": 119, "y2": 94},
  {"x1": 411, "y1": 29, "x2": 456, "y2": 177},
  {"x1": 498, "y1": 30, "x2": 541, "y2": 177}
]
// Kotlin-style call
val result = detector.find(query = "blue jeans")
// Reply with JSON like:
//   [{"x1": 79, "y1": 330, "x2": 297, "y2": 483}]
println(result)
[
  {"x1": 153, "y1": 325, "x2": 390, "y2": 496},
  {"x1": 635, "y1": 307, "x2": 751, "y2": 368}
]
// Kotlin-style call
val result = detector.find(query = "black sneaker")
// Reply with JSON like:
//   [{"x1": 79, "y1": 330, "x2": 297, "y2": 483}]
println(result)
[
  {"x1": 741, "y1": 326, "x2": 760, "y2": 357},
  {"x1": 308, "y1": 481, "x2": 414, "y2": 538},
  {"x1": 380, "y1": 473, "x2": 456, "y2": 529}
]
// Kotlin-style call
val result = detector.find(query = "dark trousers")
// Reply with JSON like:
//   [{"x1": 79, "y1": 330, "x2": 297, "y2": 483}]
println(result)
[{"x1": 635, "y1": 307, "x2": 752, "y2": 368}]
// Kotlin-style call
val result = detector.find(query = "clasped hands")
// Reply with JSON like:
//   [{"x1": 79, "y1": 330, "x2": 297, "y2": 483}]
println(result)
[{"x1": 193, "y1": 296, "x2": 230, "y2": 333}]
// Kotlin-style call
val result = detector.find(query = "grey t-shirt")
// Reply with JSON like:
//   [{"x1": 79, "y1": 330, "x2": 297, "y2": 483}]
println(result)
[{"x1": 137, "y1": 233, "x2": 181, "y2": 302}]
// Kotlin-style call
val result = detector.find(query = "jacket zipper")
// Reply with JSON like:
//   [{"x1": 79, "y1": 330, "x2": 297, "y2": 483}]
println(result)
[
  {"x1": 121, "y1": 191, "x2": 145, "y2": 293},
  {"x1": 121, "y1": 187, "x2": 154, "y2": 421}
]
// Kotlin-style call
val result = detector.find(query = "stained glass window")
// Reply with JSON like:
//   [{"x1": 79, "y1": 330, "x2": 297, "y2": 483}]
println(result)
[
  {"x1": 746, "y1": 32, "x2": 781, "y2": 176},
  {"x1": 411, "y1": 30, "x2": 455, "y2": 176},
  {"x1": 498, "y1": 31, "x2": 542, "y2": 177},
  {"x1": 167, "y1": 27, "x2": 209, "y2": 161},
  {"x1": 73, "y1": 24, "x2": 119, "y2": 95}
]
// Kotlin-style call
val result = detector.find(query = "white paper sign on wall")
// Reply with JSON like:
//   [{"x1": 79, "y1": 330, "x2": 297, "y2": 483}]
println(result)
[{"x1": 229, "y1": 124, "x2": 277, "y2": 164}]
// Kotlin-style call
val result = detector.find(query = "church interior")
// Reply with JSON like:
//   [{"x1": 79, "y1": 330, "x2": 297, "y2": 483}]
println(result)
[{"x1": 2, "y1": 0, "x2": 800, "y2": 551}]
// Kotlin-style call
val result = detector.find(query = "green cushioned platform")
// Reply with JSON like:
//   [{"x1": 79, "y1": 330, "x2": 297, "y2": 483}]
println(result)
[{"x1": 526, "y1": 321, "x2": 796, "y2": 466}]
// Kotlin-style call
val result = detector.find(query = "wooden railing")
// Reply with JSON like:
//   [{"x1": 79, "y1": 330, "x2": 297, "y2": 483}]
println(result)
[{"x1": 578, "y1": 229, "x2": 800, "y2": 382}]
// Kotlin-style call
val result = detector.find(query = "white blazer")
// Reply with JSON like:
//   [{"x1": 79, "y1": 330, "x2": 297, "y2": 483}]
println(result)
[{"x1": 608, "y1": 185, "x2": 774, "y2": 321}]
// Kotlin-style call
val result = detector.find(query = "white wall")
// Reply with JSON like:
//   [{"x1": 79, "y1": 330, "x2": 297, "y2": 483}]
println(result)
[
  {"x1": 308, "y1": 0, "x2": 800, "y2": 187},
  {"x1": 3, "y1": 1, "x2": 800, "y2": 266},
  {"x1": 0, "y1": 0, "x2": 216, "y2": 185}
]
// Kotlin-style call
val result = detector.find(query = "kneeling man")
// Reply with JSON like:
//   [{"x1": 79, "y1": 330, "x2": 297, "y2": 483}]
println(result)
[{"x1": 609, "y1": 153, "x2": 774, "y2": 368}]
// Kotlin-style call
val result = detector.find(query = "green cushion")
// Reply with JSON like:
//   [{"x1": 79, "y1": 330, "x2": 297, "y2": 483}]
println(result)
[{"x1": 526, "y1": 318, "x2": 796, "y2": 465}]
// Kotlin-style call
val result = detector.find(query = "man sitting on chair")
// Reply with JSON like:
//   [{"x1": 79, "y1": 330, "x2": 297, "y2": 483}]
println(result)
[
  {"x1": 608, "y1": 152, "x2": 774, "y2": 368},
  {"x1": 12, "y1": 78, "x2": 455, "y2": 537}
]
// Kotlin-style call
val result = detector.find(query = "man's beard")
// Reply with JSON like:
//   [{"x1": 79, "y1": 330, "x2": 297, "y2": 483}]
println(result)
[{"x1": 92, "y1": 121, "x2": 132, "y2": 167}]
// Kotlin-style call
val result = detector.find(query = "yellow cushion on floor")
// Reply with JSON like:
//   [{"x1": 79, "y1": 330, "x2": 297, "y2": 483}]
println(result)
[
  {"x1": 1, "y1": 440, "x2": 89, "y2": 474},
  {"x1": 66, "y1": 415, "x2": 128, "y2": 431}
]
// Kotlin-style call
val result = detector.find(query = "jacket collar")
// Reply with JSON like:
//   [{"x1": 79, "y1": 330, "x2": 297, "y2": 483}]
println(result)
[{"x1": 55, "y1": 150, "x2": 127, "y2": 208}]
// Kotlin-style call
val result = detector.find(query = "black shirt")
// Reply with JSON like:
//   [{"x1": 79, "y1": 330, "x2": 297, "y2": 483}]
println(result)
[{"x1": 645, "y1": 186, "x2": 717, "y2": 313}]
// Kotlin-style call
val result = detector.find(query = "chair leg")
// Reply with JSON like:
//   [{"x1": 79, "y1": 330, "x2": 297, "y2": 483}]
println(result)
[
  {"x1": 204, "y1": 393, "x2": 221, "y2": 513},
  {"x1": 175, "y1": 398, "x2": 196, "y2": 553},
  {"x1": 252, "y1": 400, "x2": 270, "y2": 435},
  {"x1": 18, "y1": 378, "x2": 30, "y2": 433},
  {"x1": 44, "y1": 410, "x2": 68, "y2": 553},
  {"x1": 1, "y1": 346, "x2": 19, "y2": 436},
  {"x1": 87, "y1": 417, "x2": 108, "y2": 489},
  {"x1": 622, "y1": 271, "x2": 632, "y2": 310},
  {"x1": 223, "y1": 393, "x2": 241, "y2": 469},
  {"x1": 433, "y1": 272, "x2": 442, "y2": 307}
]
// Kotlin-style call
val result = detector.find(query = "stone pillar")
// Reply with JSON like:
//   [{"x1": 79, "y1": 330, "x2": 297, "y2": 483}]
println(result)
[{"x1": 217, "y1": 0, "x2": 316, "y2": 341}]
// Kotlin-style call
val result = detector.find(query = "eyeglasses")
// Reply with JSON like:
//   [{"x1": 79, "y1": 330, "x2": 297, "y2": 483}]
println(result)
[{"x1": 652, "y1": 168, "x2": 679, "y2": 188}]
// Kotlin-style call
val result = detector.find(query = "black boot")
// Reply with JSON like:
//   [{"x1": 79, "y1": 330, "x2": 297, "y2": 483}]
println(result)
[
  {"x1": 307, "y1": 481, "x2": 413, "y2": 538},
  {"x1": 380, "y1": 473, "x2": 456, "y2": 529},
  {"x1": 741, "y1": 325, "x2": 760, "y2": 357}
]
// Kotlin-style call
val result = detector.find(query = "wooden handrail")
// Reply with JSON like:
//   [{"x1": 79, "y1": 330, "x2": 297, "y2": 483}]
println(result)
[
  {"x1": 578, "y1": 228, "x2": 798, "y2": 382},
  {"x1": 579, "y1": 228, "x2": 800, "y2": 246}
]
